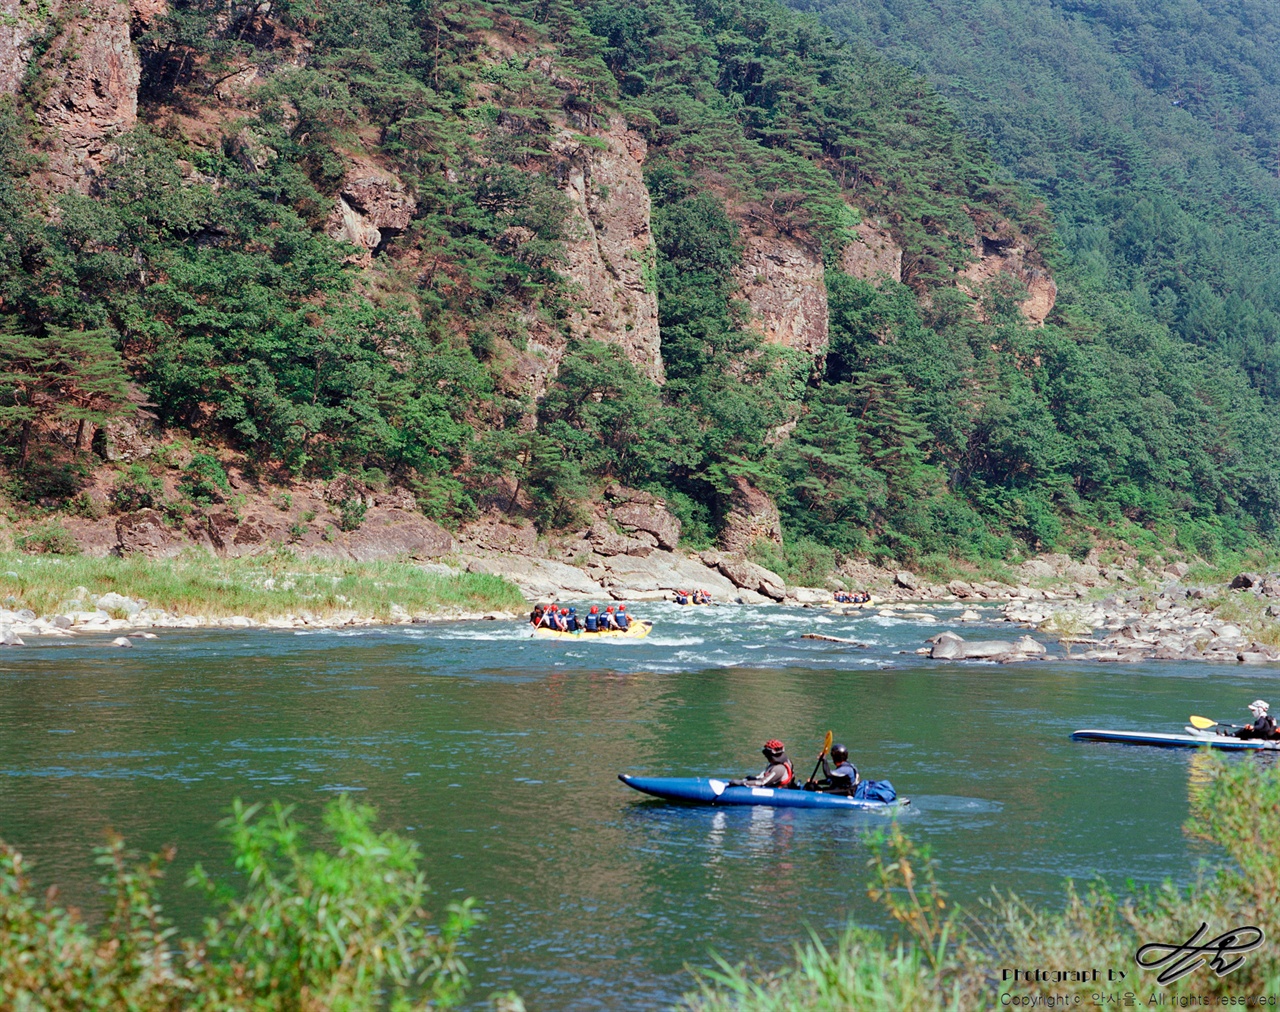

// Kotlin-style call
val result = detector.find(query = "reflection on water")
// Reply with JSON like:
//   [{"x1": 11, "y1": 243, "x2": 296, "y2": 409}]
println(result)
[{"x1": 1, "y1": 603, "x2": 1278, "y2": 1010}]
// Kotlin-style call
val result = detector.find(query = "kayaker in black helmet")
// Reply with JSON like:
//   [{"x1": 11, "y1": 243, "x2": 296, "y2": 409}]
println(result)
[
  {"x1": 812, "y1": 743, "x2": 859, "y2": 795},
  {"x1": 731, "y1": 739, "x2": 794, "y2": 788},
  {"x1": 1237, "y1": 700, "x2": 1280, "y2": 740}
]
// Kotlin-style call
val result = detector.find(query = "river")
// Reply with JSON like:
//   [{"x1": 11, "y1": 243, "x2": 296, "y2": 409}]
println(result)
[{"x1": 0, "y1": 602, "x2": 1273, "y2": 1009}]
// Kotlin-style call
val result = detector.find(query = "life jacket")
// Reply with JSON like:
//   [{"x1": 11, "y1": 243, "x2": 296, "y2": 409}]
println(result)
[
  {"x1": 616, "y1": 612, "x2": 629, "y2": 630},
  {"x1": 585, "y1": 613, "x2": 598, "y2": 632},
  {"x1": 566, "y1": 615, "x2": 578, "y2": 631},
  {"x1": 778, "y1": 759, "x2": 794, "y2": 787}
]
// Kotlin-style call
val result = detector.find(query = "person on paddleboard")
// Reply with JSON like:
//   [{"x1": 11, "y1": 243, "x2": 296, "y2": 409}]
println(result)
[
  {"x1": 1236, "y1": 699, "x2": 1280, "y2": 740},
  {"x1": 730, "y1": 740, "x2": 795, "y2": 788},
  {"x1": 811, "y1": 743, "x2": 859, "y2": 795}
]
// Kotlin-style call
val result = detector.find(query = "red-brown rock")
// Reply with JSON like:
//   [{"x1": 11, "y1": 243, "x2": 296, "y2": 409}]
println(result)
[{"x1": 719, "y1": 476, "x2": 782, "y2": 554}]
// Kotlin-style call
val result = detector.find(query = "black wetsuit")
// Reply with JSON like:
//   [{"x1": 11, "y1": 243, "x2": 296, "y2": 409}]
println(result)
[{"x1": 1238, "y1": 715, "x2": 1280, "y2": 740}]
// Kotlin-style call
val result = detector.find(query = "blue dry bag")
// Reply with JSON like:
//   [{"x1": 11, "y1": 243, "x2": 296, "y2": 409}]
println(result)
[{"x1": 853, "y1": 779, "x2": 896, "y2": 803}]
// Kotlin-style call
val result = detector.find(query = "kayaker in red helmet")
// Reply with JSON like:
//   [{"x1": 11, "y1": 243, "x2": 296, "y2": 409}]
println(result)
[
  {"x1": 585, "y1": 605, "x2": 600, "y2": 633},
  {"x1": 730, "y1": 740, "x2": 794, "y2": 788},
  {"x1": 602, "y1": 605, "x2": 619, "y2": 631},
  {"x1": 615, "y1": 604, "x2": 630, "y2": 631}
]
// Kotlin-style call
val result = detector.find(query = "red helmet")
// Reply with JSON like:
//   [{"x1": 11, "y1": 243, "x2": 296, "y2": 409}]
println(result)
[
  {"x1": 606, "y1": 606, "x2": 614, "y2": 612},
  {"x1": 590, "y1": 605, "x2": 598, "y2": 613},
  {"x1": 619, "y1": 605, "x2": 626, "y2": 611},
  {"x1": 560, "y1": 607, "x2": 568, "y2": 614},
  {"x1": 762, "y1": 739, "x2": 786, "y2": 754}
]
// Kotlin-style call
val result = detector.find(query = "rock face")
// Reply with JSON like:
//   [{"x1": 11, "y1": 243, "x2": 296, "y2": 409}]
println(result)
[
  {"x1": 553, "y1": 117, "x2": 663, "y2": 384},
  {"x1": 9, "y1": 0, "x2": 141, "y2": 191},
  {"x1": 459, "y1": 515, "x2": 539, "y2": 555},
  {"x1": 326, "y1": 174, "x2": 416, "y2": 254},
  {"x1": 116, "y1": 509, "x2": 182, "y2": 557},
  {"x1": 345, "y1": 512, "x2": 453, "y2": 561},
  {"x1": 720, "y1": 475, "x2": 783, "y2": 554},
  {"x1": 840, "y1": 219, "x2": 903, "y2": 284},
  {"x1": 732, "y1": 230, "x2": 828, "y2": 357},
  {"x1": 606, "y1": 485, "x2": 681, "y2": 551},
  {"x1": 959, "y1": 231, "x2": 1056, "y2": 325}
]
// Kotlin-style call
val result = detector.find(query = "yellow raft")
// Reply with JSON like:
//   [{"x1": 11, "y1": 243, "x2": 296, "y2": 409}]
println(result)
[{"x1": 532, "y1": 621, "x2": 653, "y2": 640}]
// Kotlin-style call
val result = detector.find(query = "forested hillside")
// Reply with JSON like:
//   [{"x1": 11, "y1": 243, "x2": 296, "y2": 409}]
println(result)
[{"x1": 1, "y1": 0, "x2": 1277, "y2": 574}]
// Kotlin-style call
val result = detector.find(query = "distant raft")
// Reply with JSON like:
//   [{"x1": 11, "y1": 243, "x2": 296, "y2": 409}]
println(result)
[
  {"x1": 532, "y1": 621, "x2": 653, "y2": 640},
  {"x1": 617, "y1": 774, "x2": 908, "y2": 811},
  {"x1": 1071, "y1": 728, "x2": 1280, "y2": 751}
]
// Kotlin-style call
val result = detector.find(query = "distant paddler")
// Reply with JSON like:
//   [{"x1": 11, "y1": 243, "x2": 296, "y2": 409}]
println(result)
[{"x1": 1237, "y1": 700, "x2": 1280, "y2": 741}]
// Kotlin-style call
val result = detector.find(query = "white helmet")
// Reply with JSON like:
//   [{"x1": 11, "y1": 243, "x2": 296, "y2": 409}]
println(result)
[{"x1": 1249, "y1": 699, "x2": 1270, "y2": 715}]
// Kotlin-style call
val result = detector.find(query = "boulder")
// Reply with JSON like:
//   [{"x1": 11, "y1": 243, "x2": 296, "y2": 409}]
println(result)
[
  {"x1": 345, "y1": 512, "x2": 453, "y2": 561},
  {"x1": 1238, "y1": 652, "x2": 1271, "y2": 665},
  {"x1": 1020, "y1": 559, "x2": 1056, "y2": 579},
  {"x1": 930, "y1": 633, "x2": 964, "y2": 659},
  {"x1": 947, "y1": 580, "x2": 974, "y2": 598},
  {"x1": 111, "y1": 636, "x2": 133, "y2": 648},
  {"x1": 895, "y1": 571, "x2": 919, "y2": 591},
  {"x1": 96, "y1": 592, "x2": 141, "y2": 617},
  {"x1": 1230, "y1": 572, "x2": 1261, "y2": 590},
  {"x1": 1012, "y1": 635, "x2": 1047, "y2": 656},
  {"x1": 611, "y1": 501, "x2": 681, "y2": 551},
  {"x1": 960, "y1": 640, "x2": 1015, "y2": 659},
  {"x1": 464, "y1": 555, "x2": 604, "y2": 600},
  {"x1": 116, "y1": 509, "x2": 183, "y2": 558},
  {"x1": 587, "y1": 521, "x2": 653, "y2": 558},
  {"x1": 716, "y1": 555, "x2": 786, "y2": 601},
  {"x1": 1259, "y1": 576, "x2": 1280, "y2": 598}
]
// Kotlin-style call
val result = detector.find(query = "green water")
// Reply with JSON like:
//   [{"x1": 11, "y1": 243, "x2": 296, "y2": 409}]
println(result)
[{"x1": 0, "y1": 604, "x2": 1272, "y2": 1008}]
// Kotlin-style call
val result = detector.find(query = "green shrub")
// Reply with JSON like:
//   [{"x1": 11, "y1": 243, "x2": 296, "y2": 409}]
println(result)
[
  {"x1": 179, "y1": 453, "x2": 230, "y2": 505},
  {"x1": 13, "y1": 450, "x2": 89, "y2": 504},
  {"x1": 110, "y1": 465, "x2": 166, "y2": 513},
  {"x1": 14, "y1": 522, "x2": 80, "y2": 556},
  {"x1": 337, "y1": 496, "x2": 367, "y2": 532},
  {"x1": 0, "y1": 796, "x2": 478, "y2": 1011}
]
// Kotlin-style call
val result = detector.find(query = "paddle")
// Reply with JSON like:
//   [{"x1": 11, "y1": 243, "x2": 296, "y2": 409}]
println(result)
[
  {"x1": 805, "y1": 730, "x2": 834, "y2": 788},
  {"x1": 1190, "y1": 714, "x2": 1244, "y2": 732}
]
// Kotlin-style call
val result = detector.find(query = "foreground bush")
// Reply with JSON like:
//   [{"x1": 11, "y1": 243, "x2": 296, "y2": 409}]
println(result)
[
  {"x1": 685, "y1": 754, "x2": 1280, "y2": 1010},
  {"x1": 0, "y1": 797, "x2": 477, "y2": 1010}
]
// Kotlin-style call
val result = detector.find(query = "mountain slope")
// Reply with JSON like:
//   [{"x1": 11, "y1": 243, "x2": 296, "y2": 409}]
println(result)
[{"x1": 0, "y1": 0, "x2": 1276, "y2": 572}]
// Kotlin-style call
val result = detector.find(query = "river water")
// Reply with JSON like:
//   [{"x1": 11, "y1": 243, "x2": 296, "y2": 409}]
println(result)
[{"x1": 1, "y1": 602, "x2": 1275, "y2": 1008}]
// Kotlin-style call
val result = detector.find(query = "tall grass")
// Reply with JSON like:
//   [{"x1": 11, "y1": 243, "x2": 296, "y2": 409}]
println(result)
[
  {"x1": 0, "y1": 550, "x2": 524, "y2": 621},
  {"x1": 684, "y1": 753, "x2": 1280, "y2": 1010}
]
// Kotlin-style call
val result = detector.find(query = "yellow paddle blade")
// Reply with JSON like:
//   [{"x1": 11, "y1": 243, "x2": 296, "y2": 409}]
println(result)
[
  {"x1": 822, "y1": 730, "x2": 833, "y2": 755},
  {"x1": 1189, "y1": 715, "x2": 1217, "y2": 730}
]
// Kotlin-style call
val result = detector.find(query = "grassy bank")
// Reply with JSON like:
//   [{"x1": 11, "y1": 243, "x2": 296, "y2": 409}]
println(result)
[
  {"x1": 684, "y1": 754, "x2": 1280, "y2": 1010},
  {"x1": 0, "y1": 551, "x2": 524, "y2": 622}
]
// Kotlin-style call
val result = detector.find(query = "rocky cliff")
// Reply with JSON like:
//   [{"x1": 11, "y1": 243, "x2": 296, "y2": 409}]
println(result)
[
  {"x1": 959, "y1": 230, "x2": 1057, "y2": 325},
  {"x1": 1, "y1": 0, "x2": 140, "y2": 192},
  {"x1": 555, "y1": 119, "x2": 663, "y2": 384},
  {"x1": 731, "y1": 228, "x2": 828, "y2": 357}
]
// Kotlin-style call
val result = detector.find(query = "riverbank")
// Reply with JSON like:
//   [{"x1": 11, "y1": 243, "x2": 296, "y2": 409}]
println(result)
[{"x1": 0, "y1": 552, "x2": 525, "y2": 641}]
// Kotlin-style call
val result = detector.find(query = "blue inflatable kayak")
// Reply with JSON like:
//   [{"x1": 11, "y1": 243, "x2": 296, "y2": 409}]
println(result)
[
  {"x1": 1071, "y1": 728, "x2": 1280, "y2": 751},
  {"x1": 618, "y1": 774, "x2": 908, "y2": 811}
]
